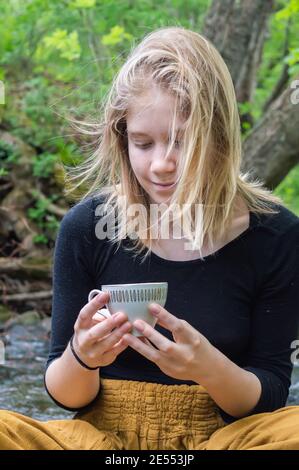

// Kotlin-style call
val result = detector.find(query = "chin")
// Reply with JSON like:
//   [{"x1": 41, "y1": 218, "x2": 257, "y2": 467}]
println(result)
[
  {"x1": 149, "y1": 195, "x2": 171, "y2": 206},
  {"x1": 144, "y1": 186, "x2": 172, "y2": 205}
]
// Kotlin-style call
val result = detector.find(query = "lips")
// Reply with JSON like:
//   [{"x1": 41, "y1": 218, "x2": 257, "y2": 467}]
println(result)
[{"x1": 151, "y1": 181, "x2": 176, "y2": 192}]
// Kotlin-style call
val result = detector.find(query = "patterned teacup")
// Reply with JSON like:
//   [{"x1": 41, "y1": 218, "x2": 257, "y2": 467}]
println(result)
[{"x1": 88, "y1": 282, "x2": 168, "y2": 336}]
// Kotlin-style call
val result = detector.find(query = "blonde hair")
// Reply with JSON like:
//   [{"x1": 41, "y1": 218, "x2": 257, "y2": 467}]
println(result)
[{"x1": 63, "y1": 26, "x2": 284, "y2": 262}]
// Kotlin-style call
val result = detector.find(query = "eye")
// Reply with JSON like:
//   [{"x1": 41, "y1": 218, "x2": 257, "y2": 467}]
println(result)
[
  {"x1": 134, "y1": 140, "x2": 181, "y2": 150},
  {"x1": 135, "y1": 143, "x2": 151, "y2": 149}
]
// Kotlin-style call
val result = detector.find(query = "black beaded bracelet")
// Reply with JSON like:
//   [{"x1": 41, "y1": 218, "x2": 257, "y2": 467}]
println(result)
[{"x1": 69, "y1": 334, "x2": 99, "y2": 370}]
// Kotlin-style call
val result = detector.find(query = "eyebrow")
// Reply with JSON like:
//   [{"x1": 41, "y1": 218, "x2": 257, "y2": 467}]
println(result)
[{"x1": 128, "y1": 129, "x2": 183, "y2": 138}]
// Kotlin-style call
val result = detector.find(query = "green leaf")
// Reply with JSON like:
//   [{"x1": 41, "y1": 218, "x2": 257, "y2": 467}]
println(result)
[
  {"x1": 0, "y1": 167, "x2": 9, "y2": 176},
  {"x1": 285, "y1": 48, "x2": 299, "y2": 66},
  {"x1": 33, "y1": 234, "x2": 48, "y2": 245},
  {"x1": 289, "y1": 63, "x2": 299, "y2": 75},
  {"x1": 37, "y1": 29, "x2": 81, "y2": 62},
  {"x1": 101, "y1": 26, "x2": 133, "y2": 46},
  {"x1": 69, "y1": 0, "x2": 96, "y2": 8},
  {"x1": 238, "y1": 101, "x2": 252, "y2": 115},
  {"x1": 32, "y1": 153, "x2": 58, "y2": 178},
  {"x1": 242, "y1": 122, "x2": 251, "y2": 130},
  {"x1": 276, "y1": 0, "x2": 299, "y2": 21}
]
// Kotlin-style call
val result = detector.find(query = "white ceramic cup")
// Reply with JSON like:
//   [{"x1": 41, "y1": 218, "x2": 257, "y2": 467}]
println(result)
[{"x1": 88, "y1": 282, "x2": 168, "y2": 336}]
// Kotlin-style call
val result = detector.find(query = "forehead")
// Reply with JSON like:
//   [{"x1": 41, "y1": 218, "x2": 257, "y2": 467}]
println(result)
[{"x1": 127, "y1": 91, "x2": 185, "y2": 137}]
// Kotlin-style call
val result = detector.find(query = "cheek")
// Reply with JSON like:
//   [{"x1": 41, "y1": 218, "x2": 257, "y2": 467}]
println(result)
[{"x1": 128, "y1": 148, "x2": 148, "y2": 177}]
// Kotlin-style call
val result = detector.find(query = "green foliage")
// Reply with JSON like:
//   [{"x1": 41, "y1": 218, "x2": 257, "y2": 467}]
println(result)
[
  {"x1": 54, "y1": 139, "x2": 83, "y2": 166},
  {"x1": 275, "y1": 0, "x2": 299, "y2": 20},
  {"x1": 238, "y1": 101, "x2": 254, "y2": 136},
  {"x1": 102, "y1": 26, "x2": 133, "y2": 46},
  {"x1": 285, "y1": 47, "x2": 299, "y2": 75},
  {"x1": 32, "y1": 152, "x2": 58, "y2": 178},
  {"x1": 0, "y1": 139, "x2": 21, "y2": 177},
  {"x1": 253, "y1": 0, "x2": 299, "y2": 120},
  {"x1": 32, "y1": 234, "x2": 49, "y2": 245},
  {"x1": 70, "y1": 0, "x2": 96, "y2": 8},
  {"x1": 0, "y1": 0, "x2": 209, "y2": 140},
  {"x1": 0, "y1": 168, "x2": 9, "y2": 177},
  {"x1": 0, "y1": 139, "x2": 21, "y2": 164},
  {"x1": 27, "y1": 193, "x2": 60, "y2": 245},
  {"x1": 274, "y1": 164, "x2": 299, "y2": 216},
  {"x1": 36, "y1": 29, "x2": 81, "y2": 62},
  {"x1": 27, "y1": 197, "x2": 51, "y2": 223}
]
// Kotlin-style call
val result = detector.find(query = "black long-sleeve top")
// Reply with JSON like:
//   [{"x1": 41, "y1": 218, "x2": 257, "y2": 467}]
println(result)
[{"x1": 45, "y1": 195, "x2": 299, "y2": 424}]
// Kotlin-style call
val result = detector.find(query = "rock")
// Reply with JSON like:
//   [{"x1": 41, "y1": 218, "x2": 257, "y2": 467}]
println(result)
[
  {"x1": 40, "y1": 317, "x2": 51, "y2": 335},
  {"x1": 4, "y1": 310, "x2": 41, "y2": 329},
  {"x1": 1, "y1": 185, "x2": 33, "y2": 213},
  {"x1": 0, "y1": 304, "x2": 13, "y2": 324}
]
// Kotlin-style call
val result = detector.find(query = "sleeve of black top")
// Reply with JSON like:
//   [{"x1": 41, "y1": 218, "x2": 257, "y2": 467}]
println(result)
[
  {"x1": 44, "y1": 197, "x2": 97, "y2": 409},
  {"x1": 219, "y1": 221, "x2": 299, "y2": 424}
]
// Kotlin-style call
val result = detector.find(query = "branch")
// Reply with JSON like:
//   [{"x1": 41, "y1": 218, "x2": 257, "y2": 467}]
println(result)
[
  {"x1": 2, "y1": 290, "x2": 52, "y2": 302},
  {"x1": 28, "y1": 188, "x2": 67, "y2": 217},
  {"x1": 0, "y1": 256, "x2": 51, "y2": 279}
]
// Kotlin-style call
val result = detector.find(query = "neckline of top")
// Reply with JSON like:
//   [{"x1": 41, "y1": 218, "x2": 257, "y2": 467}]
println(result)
[{"x1": 145, "y1": 210, "x2": 260, "y2": 267}]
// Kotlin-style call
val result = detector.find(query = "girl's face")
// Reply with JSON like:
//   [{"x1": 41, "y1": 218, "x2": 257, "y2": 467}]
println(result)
[{"x1": 126, "y1": 88, "x2": 184, "y2": 205}]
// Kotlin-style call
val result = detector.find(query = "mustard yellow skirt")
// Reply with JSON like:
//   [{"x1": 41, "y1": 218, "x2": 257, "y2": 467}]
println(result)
[{"x1": 1, "y1": 378, "x2": 299, "y2": 450}]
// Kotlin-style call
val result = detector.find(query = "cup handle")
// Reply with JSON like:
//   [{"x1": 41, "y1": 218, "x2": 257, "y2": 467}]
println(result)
[
  {"x1": 88, "y1": 288, "x2": 103, "y2": 303},
  {"x1": 88, "y1": 289, "x2": 112, "y2": 321}
]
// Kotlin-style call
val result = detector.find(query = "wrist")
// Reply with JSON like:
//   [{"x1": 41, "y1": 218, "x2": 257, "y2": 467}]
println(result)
[
  {"x1": 192, "y1": 335, "x2": 224, "y2": 384},
  {"x1": 69, "y1": 334, "x2": 100, "y2": 371}
]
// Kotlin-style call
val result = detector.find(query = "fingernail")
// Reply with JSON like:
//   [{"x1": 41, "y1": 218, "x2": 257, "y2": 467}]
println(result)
[
  {"x1": 149, "y1": 304, "x2": 160, "y2": 316},
  {"x1": 97, "y1": 292, "x2": 108, "y2": 302}
]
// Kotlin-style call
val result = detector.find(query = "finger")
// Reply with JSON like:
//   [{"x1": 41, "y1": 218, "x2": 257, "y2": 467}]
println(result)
[
  {"x1": 91, "y1": 309, "x2": 124, "y2": 330},
  {"x1": 92, "y1": 309, "x2": 110, "y2": 322},
  {"x1": 148, "y1": 304, "x2": 196, "y2": 342},
  {"x1": 76, "y1": 292, "x2": 110, "y2": 328},
  {"x1": 133, "y1": 320, "x2": 174, "y2": 352},
  {"x1": 90, "y1": 315, "x2": 105, "y2": 328},
  {"x1": 83, "y1": 312, "x2": 128, "y2": 346},
  {"x1": 96, "y1": 320, "x2": 132, "y2": 352},
  {"x1": 139, "y1": 337, "x2": 152, "y2": 347},
  {"x1": 122, "y1": 333, "x2": 160, "y2": 363},
  {"x1": 102, "y1": 337, "x2": 128, "y2": 359}
]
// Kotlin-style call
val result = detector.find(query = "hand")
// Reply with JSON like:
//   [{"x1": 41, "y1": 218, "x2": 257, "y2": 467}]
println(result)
[
  {"x1": 72, "y1": 292, "x2": 132, "y2": 368},
  {"x1": 122, "y1": 304, "x2": 211, "y2": 382}
]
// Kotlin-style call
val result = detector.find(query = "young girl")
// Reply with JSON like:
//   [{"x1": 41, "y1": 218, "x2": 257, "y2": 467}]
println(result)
[{"x1": 1, "y1": 26, "x2": 299, "y2": 450}]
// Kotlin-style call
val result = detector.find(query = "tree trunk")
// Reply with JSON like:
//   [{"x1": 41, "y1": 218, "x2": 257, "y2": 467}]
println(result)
[
  {"x1": 203, "y1": 0, "x2": 299, "y2": 188},
  {"x1": 203, "y1": 0, "x2": 274, "y2": 102},
  {"x1": 241, "y1": 79, "x2": 299, "y2": 189}
]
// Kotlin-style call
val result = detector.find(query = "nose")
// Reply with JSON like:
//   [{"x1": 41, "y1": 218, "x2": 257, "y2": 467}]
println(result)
[{"x1": 150, "y1": 144, "x2": 177, "y2": 177}]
